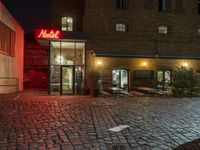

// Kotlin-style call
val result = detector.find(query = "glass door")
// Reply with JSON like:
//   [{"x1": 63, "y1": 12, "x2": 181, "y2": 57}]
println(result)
[
  {"x1": 157, "y1": 70, "x2": 171, "y2": 91},
  {"x1": 61, "y1": 66, "x2": 74, "y2": 95},
  {"x1": 112, "y1": 69, "x2": 128, "y2": 88}
]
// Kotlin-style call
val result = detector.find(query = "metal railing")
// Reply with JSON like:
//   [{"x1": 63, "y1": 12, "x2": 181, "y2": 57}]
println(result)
[{"x1": 0, "y1": 77, "x2": 19, "y2": 98}]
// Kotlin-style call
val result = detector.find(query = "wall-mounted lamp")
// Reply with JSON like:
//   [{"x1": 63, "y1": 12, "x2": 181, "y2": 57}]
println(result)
[
  {"x1": 97, "y1": 61, "x2": 102, "y2": 66},
  {"x1": 142, "y1": 62, "x2": 147, "y2": 67},
  {"x1": 182, "y1": 62, "x2": 189, "y2": 68}
]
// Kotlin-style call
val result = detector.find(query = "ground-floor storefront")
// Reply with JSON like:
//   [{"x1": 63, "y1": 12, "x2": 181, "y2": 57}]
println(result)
[
  {"x1": 86, "y1": 53, "x2": 200, "y2": 93},
  {"x1": 49, "y1": 41, "x2": 86, "y2": 95},
  {"x1": 35, "y1": 29, "x2": 200, "y2": 95}
]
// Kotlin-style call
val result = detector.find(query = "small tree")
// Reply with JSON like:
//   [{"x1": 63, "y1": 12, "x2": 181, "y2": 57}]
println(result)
[{"x1": 172, "y1": 67, "x2": 200, "y2": 97}]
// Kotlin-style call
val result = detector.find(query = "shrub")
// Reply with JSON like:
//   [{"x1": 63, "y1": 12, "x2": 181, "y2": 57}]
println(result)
[{"x1": 172, "y1": 67, "x2": 200, "y2": 97}]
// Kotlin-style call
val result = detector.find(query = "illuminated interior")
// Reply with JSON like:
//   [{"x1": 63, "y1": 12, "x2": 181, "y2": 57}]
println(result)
[
  {"x1": 50, "y1": 41, "x2": 85, "y2": 95},
  {"x1": 112, "y1": 69, "x2": 128, "y2": 88}
]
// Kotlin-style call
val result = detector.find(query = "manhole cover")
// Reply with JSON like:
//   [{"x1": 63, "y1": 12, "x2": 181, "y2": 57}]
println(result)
[{"x1": 109, "y1": 144, "x2": 126, "y2": 150}]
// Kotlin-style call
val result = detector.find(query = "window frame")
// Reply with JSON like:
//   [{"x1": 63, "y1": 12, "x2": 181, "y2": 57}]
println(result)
[
  {"x1": 158, "y1": 25, "x2": 169, "y2": 34},
  {"x1": 116, "y1": 0, "x2": 128, "y2": 9},
  {"x1": 198, "y1": 0, "x2": 200, "y2": 15},
  {"x1": 0, "y1": 21, "x2": 16, "y2": 57},
  {"x1": 115, "y1": 23, "x2": 127, "y2": 32},
  {"x1": 198, "y1": 27, "x2": 200, "y2": 36},
  {"x1": 159, "y1": 0, "x2": 171, "y2": 12},
  {"x1": 61, "y1": 17, "x2": 73, "y2": 31}
]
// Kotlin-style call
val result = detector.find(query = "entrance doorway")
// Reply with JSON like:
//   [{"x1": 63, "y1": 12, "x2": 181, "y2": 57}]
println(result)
[
  {"x1": 157, "y1": 70, "x2": 171, "y2": 91},
  {"x1": 61, "y1": 66, "x2": 74, "y2": 95},
  {"x1": 49, "y1": 41, "x2": 85, "y2": 95},
  {"x1": 112, "y1": 69, "x2": 129, "y2": 88}
]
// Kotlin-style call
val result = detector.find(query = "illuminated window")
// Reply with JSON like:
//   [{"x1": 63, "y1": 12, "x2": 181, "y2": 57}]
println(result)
[
  {"x1": 112, "y1": 69, "x2": 128, "y2": 88},
  {"x1": 198, "y1": 28, "x2": 200, "y2": 36},
  {"x1": 158, "y1": 26, "x2": 168, "y2": 34},
  {"x1": 61, "y1": 17, "x2": 73, "y2": 31},
  {"x1": 116, "y1": 24, "x2": 126, "y2": 32}
]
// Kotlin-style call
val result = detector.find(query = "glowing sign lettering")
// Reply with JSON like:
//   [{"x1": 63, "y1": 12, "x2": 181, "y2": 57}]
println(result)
[{"x1": 36, "y1": 29, "x2": 61, "y2": 39}]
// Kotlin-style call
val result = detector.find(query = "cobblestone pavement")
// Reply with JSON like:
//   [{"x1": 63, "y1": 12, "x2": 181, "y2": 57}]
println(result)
[{"x1": 0, "y1": 96, "x2": 200, "y2": 150}]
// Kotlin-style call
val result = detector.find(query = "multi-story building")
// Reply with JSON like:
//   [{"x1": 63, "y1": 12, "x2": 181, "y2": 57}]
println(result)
[
  {"x1": 23, "y1": 33, "x2": 48, "y2": 90},
  {"x1": 0, "y1": 2, "x2": 24, "y2": 95},
  {"x1": 35, "y1": 0, "x2": 200, "y2": 95}
]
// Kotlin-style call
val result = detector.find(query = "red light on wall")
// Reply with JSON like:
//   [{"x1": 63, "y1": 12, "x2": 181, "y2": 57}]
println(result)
[{"x1": 35, "y1": 29, "x2": 61, "y2": 39}]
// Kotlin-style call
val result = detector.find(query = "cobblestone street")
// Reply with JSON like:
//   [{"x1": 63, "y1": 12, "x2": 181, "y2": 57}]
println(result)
[{"x1": 0, "y1": 96, "x2": 200, "y2": 150}]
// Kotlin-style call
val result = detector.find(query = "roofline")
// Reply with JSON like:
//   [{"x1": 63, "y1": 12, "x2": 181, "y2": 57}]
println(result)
[{"x1": 95, "y1": 54, "x2": 200, "y2": 60}]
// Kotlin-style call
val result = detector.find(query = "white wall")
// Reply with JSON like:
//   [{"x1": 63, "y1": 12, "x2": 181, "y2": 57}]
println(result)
[{"x1": 0, "y1": 2, "x2": 24, "y2": 93}]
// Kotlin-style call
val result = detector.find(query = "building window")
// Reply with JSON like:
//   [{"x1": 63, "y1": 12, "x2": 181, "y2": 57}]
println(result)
[
  {"x1": 116, "y1": 0, "x2": 128, "y2": 9},
  {"x1": 112, "y1": 69, "x2": 128, "y2": 88},
  {"x1": 157, "y1": 70, "x2": 171, "y2": 90},
  {"x1": 198, "y1": 0, "x2": 200, "y2": 14},
  {"x1": 61, "y1": 17, "x2": 73, "y2": 31},
  {"x1": 198, "y1": 28, "x2": 200, "y2": 36},
  {"x1": 134, "y1": 70, "x2": 154, "y2": 79},
  {"x1": 0, "y1": 21, "x2": 16, "y2": 57},
  {"x1": 116, "y1": 24, "x2": 126, "y2": 32},
  {"x1": 158, "y1": 26, "x2": 168, "y2": 34},
  {"x1": 159, "y1": 0, "x2": 171, "y2": 12}
]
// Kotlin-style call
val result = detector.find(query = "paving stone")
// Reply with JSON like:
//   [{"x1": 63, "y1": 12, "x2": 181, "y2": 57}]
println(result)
[{"x1": 1, "y1": 96, "x2": 200, "y2": 149}]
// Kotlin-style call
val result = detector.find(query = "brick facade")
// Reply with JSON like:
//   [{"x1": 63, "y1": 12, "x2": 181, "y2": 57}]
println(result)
[{"x1": 50, "y1": 0, "x2": 200, "y2": 92}]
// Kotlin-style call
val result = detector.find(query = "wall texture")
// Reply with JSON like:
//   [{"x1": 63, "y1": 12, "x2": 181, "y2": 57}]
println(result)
[{"x1": 0, "y1": 2, "x2": 24, "y2": 93}]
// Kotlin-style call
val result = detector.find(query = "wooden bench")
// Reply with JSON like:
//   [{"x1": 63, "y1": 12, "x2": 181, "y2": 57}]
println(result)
[
  {"x1": 99, "y1": 91, "x2": 112, "y2": 97},
  {"x1": 130, "y1": 91, "x2": 147, "y2": 97}
]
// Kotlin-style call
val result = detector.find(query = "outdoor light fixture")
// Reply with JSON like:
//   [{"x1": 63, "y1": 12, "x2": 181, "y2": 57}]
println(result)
[
  {"x1": 97, "y1": 61, "x2": 102, "y2": 66},
  {"x1": 142, "y1": 62, "x2": 147, "y2": 67},
  {"x1": 182, "y1": 62, "x2": 189, "y2": 67}
]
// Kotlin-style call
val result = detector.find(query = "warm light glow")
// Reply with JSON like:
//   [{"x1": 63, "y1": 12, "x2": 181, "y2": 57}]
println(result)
[
  {"x1": 56, "y1": 56, "x2": 64, "y2": 64},
  {"x1": 36, "y1": 29, "x2": 61, "y2": 39},
  {"x1": 142, "y1": 62, "x2": 147, "y2": 67},
  {"x1": 97, "y1": 61, "x2": 102, "y2": 66},
  {"x1": 182, "y1": 62, "x2": 189, "y2": 67}
]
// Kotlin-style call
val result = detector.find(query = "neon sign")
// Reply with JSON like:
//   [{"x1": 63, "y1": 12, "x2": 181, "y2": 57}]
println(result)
[{"x1": 35, "y1": 29, "x2": 61, "y2": 39}]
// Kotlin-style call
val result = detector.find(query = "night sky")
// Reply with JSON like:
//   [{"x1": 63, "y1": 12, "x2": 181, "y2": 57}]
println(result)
[{"x1": 1, "y1": 0, "x2": 51, "y2": 33}]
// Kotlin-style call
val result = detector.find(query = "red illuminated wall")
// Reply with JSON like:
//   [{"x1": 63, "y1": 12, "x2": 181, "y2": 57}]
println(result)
[
  {"x1": 0, "y1": 2, "x2": 24, "y2": 93},
  {"x1": 24, "y1": 33, "x2": 48, "y2": 90}
]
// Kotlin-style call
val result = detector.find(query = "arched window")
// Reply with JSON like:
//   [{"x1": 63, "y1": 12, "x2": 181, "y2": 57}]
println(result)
[
  {"x1": 116, "y1": 23, "x2": 126, "y2": 32},
  {"x1": 198, "y1": 27, "x2": 200, "y2": 36},
  {"x1": 158, "y1": 25, "x2": 168, "y2": 34},
  {"x1": 61, "y1": 17, "x2": 73, "y2": 31},
  {"x1": 112, "y1": 69, "x2": 128, "y2": 88}
]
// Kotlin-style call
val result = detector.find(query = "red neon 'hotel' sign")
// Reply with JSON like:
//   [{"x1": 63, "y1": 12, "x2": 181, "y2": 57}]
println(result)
[{"x1": 35, "y1": 29, "x2": 61, "y2": 39}]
